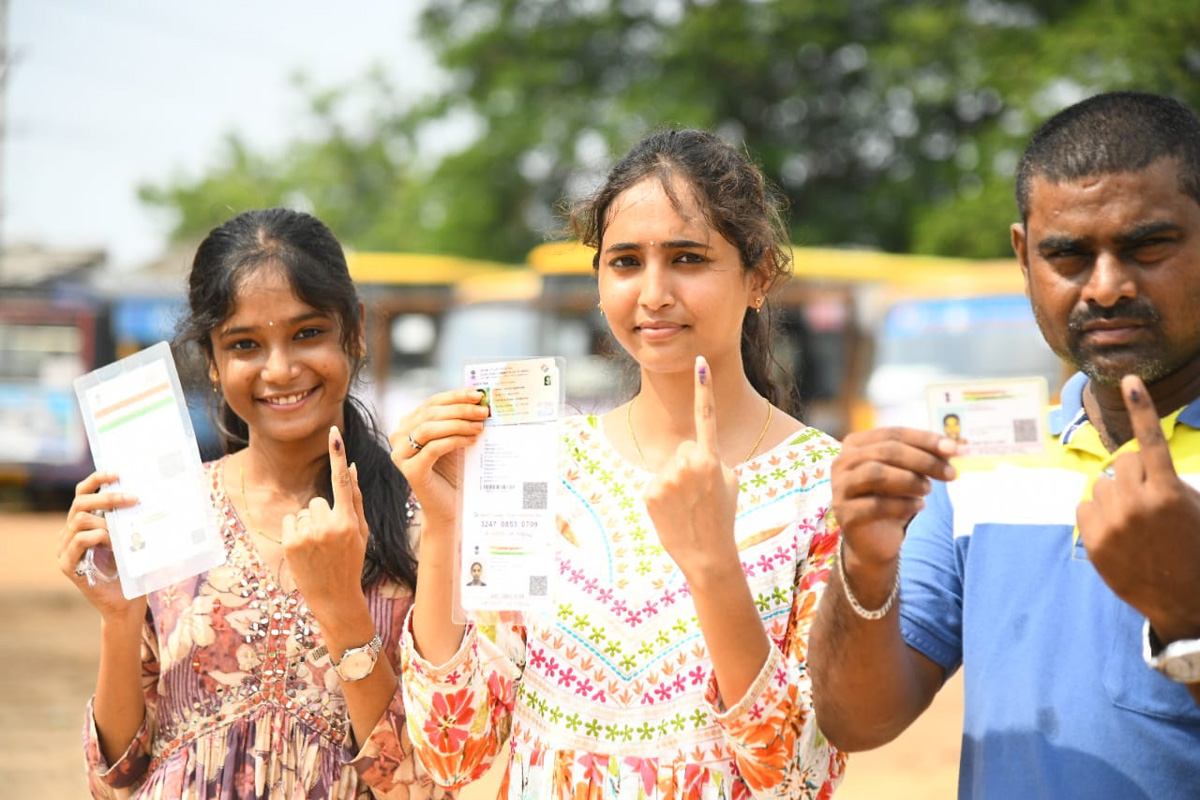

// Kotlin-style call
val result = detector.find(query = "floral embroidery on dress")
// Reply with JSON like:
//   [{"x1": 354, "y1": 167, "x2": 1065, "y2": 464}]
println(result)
[{"x1": 401, "y1": 416, "x2": 846, "y2": 799}]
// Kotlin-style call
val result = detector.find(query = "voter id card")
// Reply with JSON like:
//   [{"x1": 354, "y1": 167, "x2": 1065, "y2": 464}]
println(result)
[
  {"x1": 74, "y1": 342, "x2": 225, "y2": 598},
  {"x1": 458, "y1": 357, "x2": 564, "y2": 619},
  {"x1": 926, "y1": 377, "x2": 1048, "y2": 458}
]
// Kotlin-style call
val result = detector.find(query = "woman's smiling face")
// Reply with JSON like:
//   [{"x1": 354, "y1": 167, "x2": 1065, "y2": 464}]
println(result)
[
  {"x1": 209, "y1": 264, "x2": 356, "y2": 447},
  {"x1": 596, "y1": 176, "x2": 763, "y2": 378}
]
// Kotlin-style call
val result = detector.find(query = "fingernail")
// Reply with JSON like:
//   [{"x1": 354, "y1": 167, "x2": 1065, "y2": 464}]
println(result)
[{"x1": 696, "y1": 357, "x2": 707, "y2": 385}]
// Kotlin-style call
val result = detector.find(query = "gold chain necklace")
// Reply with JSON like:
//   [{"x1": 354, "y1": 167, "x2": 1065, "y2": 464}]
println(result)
[
  {"x1": 239, "y1": 459, "x2": 283, "y2": 545},
  {"x1": 626, "y1": 396, "x2": 773, "y2": 468}
]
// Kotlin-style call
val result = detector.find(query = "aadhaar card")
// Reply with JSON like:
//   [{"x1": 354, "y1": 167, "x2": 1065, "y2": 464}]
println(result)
[
  {"x1": 926, "y1": 377, "x2": 1048, "y2": 457},
  {"x1": 464, "y1": 357, "x2": 560, "y2": 426},
  {"x1": 74, "y1": 342, "x2": 225, "y2": 598},
  {"x1": 458, "y1": 358, "x2": 564, "y2": 618}
]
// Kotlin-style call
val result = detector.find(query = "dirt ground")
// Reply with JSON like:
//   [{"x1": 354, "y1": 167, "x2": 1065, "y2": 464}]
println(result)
[{"x1": 0, "y1": 512, "x2": 962, "y2": 799}]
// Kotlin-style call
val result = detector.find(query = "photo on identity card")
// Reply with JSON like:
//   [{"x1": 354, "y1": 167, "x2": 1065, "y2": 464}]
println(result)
[
  {"x1": 456, "y1": 357, "x2": 564, "y2": 622},
  {"x1": 74, "y1": 341, "x2": 224, "y2": 598}
]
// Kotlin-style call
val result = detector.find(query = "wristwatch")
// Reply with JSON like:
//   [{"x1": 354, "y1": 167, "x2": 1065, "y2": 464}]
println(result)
[
  {"x1": 1143, "y1": 621, "x2": 1200, "y2": 683},
  {"x1": 333, "y1": 634, "x2": 383, "y2": 682}
]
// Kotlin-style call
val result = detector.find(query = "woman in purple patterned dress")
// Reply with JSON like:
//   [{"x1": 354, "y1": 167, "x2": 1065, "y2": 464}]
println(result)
[{"x1": 57, "y1": 208, "x2": 451, "y2": 799}]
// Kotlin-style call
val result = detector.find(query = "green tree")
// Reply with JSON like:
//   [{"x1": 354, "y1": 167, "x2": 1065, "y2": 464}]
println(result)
[
  {"x1": 141, "y1": 0, "x2": 1200, "y2": 262},
  {"x1": 138, "y1": 69, "x2": 439, "y2": 253}
]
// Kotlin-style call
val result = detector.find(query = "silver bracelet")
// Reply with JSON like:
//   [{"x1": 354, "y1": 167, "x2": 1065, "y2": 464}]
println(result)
[{"x1": 836, "y1": 539, "x2": 901, "y2": 621}]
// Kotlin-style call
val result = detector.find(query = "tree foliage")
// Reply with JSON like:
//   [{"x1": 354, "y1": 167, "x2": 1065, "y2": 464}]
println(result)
[{"x1": 140, "y1": 0, "x2": 1200, "y2": 262}]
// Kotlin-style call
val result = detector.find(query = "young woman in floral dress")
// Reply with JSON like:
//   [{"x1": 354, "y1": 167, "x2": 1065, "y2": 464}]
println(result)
[
  {"x1": 58, "y1": 208, "x2": 450, "y2": 799},
  {"x1": 392, "y1": 130, "x2": 846, "y2": 799}
]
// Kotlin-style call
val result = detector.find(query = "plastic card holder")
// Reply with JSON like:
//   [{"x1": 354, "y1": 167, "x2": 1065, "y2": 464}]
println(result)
[
  {"x1": 455, "y1": 356, "x2": 565, "y2": 626},
  {"x1": 926, "y1": 376, "x2": 1049, "y2": 458},
  {"x1": 73, "y1": 341, "x2": 225, "y2": 598}
]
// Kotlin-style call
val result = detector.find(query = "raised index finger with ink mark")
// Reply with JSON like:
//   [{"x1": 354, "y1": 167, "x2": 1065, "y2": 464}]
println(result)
[
  {"x1": 329, "y1": 425, "x2": 354, "y2": 508},
  {"x1": 693, "y1": 355, "x2": 718, "y2": 455},
  {"x1": 1122, "y1": 374, "x2": 1177, "y2": 481}
]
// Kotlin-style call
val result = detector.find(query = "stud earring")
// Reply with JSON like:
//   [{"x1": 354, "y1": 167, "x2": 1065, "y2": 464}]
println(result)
[{"x1": 752, "y1": 297, "x2": 764, "y2": 313}]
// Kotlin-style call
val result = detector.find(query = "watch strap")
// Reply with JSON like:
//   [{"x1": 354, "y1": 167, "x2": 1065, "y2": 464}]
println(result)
[{"x1": 1142, "y1": 620, "x2": 1200, "y2": 683}]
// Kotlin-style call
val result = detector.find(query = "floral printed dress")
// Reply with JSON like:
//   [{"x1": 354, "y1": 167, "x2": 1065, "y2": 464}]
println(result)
[
  {"x1": 400, "y1": 415, "x2": 847, "y2": 799},
  {"x1": 82, "y1": 457, "x2": 451, "y2": 800}
]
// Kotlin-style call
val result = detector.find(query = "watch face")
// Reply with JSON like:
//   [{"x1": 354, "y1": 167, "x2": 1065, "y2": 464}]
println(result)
[
  {"x1": 1162, "y1": 654, "x2": 1200, "y2": 683},
  {"x1": 338, "y1": 651, "x2": 375, "y2": 681}
]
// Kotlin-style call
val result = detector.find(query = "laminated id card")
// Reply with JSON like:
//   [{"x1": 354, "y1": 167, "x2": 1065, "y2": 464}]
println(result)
[
  {"x1": 457, "y1": 357, "x2": 564, "y2": 620},
  {"x1": 74, "y1": 342, "x2": 225, "y2": 598},
  {"x1": 926, "y1": 377, "x2": 1048, "y2": 457}
]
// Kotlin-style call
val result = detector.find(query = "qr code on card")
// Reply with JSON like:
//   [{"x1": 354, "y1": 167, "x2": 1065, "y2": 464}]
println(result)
[{"x1": 523, "y1": 481, "x2": 548, "y2": 510}]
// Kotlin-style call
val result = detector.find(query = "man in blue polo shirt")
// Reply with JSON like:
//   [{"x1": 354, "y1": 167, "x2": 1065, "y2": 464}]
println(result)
[{"x1": 811, "y1": 91, "x2": 1200, "y2": 797}]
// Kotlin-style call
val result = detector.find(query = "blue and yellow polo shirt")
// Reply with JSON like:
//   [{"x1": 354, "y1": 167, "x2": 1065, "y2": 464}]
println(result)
[{"x1": 900, "y1": 371, "x2": 1200, "y2": 798}]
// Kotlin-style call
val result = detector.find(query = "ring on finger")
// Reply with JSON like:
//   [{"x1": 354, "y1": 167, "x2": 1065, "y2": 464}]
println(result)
[
  {"x1": 408, "y1": 432, "x2": 424, "y2": 451},
  {"x1": 296, "y1": 509, "x2": 312, "y2": 522},
  {"x1": 74, "y1": 553, "x2": 98, "y2": 586},
  {"x1": 94, "y1": 508, "x2": 106, "y2": 519}
]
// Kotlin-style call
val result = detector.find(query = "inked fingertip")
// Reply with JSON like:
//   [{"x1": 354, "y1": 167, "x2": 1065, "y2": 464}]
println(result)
[
  {"x1": 330, "y1": 425, "x2": 343, "y2": 453},
  {"x1": 695, "y1": 355, "x2": 708, "y2": 385}
]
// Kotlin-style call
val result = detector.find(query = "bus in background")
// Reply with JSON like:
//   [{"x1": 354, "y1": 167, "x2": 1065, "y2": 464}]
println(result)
[
  {"x1": 347, "y1": 251, "x2": 548, "y2": 426},
  {"x1": 0, "y1": 290, "x2": 111, "y2": 497},
  {"x1": 351, "y1": 248, "x2": 626, "y2": 424}
]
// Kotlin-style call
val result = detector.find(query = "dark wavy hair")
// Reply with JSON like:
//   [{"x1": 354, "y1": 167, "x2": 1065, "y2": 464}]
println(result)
[
  {"x1": 1016, "y1": 91, "x2": 1200, "y2": 223},
  {"x1": 568, "y1": 128, "x2": 799, "y2": 416},
  {"x1": 177, "y1": 208, "x2": 416, "y2": 591}
]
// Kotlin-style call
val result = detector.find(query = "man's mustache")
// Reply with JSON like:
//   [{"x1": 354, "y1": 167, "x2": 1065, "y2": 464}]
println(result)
[{"x1": 1067, "y1": 301, "x2": 1161, "y2": 333}]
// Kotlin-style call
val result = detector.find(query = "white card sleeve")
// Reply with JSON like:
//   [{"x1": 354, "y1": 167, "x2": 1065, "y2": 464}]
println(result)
[
  {"x1": 457, "y1": 357, "x2": 564, "y2": 621},
  {"x1": 73, "y1": 341, "x2": 225, "y2": 598}
]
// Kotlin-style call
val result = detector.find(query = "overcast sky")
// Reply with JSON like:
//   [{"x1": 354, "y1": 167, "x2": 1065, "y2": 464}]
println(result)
[{"x1": 5, "y1": 0, "x2": 440, "y2": 271}]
